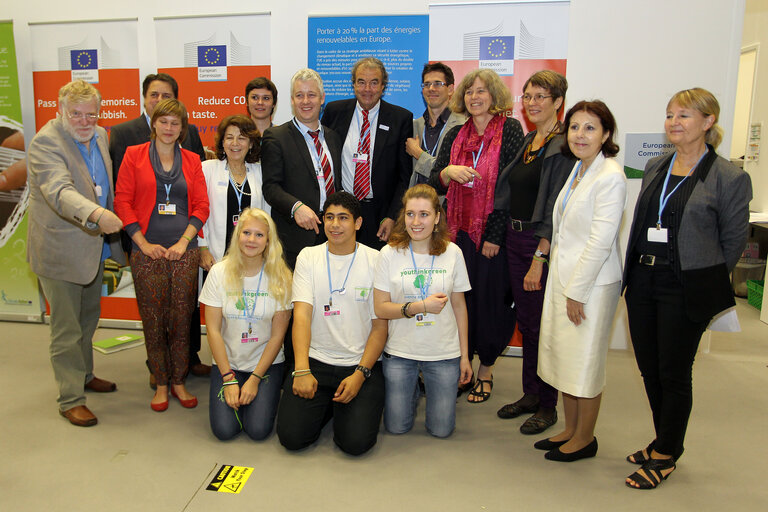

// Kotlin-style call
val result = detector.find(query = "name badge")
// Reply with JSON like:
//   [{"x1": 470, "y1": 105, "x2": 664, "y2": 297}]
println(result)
[
  {"x1": 647, "y1": 227, "x2": 668, "y2": 243},
  {"x1": 240, "y1": 332, "x2": 259, "y2": 343},
  {"x1": 232, "y1": 214, "x2": 239, "y2": 226},
  {"x1": 415, "y1": 313, "x2": 435, "y2": 327},
  {"x1": 323, "y1": 304, "x2": 340, "y2": 317},
  {"x1": 94, "y1": 184, "x2": 103, "y2": 198},
  {"x1": 379, "y1": 124, "x2": 390, "y2": 131},
  {"x1": 462, "y1": 177, "x2": 475, "y2": 189},
  {"x1": 158, "y1": 203, "x2": 177, "y2": 215},
  {"x1": 353, "y1": 153, "x2": 369, "y2": 163}
]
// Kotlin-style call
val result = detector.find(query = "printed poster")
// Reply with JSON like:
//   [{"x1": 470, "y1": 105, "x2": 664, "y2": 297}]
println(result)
[
  {"x1": 308, "y1": 15, "x2": 429, "y2": 117},
  {"x1": 624, "y1": 133, "x2": 674, "y2": 178},
  {"x1": 29, "y1": 18, "x2": 141, "y2": 134},
  {"x1": 0, "y1": 21, "x2": 43, "y2": 320},
  {"x1": 154, "y1": 13, "x2": 271, "y2": 148},
  {"x1": 429, "y1": 1, "x2": 569, "y2": 131}
]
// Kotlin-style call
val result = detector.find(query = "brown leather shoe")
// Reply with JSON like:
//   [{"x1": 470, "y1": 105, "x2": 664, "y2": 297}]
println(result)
[
  {"x1": 85, "y1": 376, "x2": 117, "y2": 392},
  {"x1": 190, "y1": 363, "x2": 211, "y2": 377},
  {"x1": 59, "y1": 405, "x2": 98, "y2": 427}
]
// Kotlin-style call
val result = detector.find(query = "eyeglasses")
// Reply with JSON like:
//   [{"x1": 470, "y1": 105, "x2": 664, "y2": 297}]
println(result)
[
  {"x1": 66, "y1": 110, "x2": 99, "y2": 121},
  {"x1": 421, "y1": 81, "x2": 447, "y2": 89},
  {"x1": 522, "y1": 94, "x2": 553, "y2": 104}
]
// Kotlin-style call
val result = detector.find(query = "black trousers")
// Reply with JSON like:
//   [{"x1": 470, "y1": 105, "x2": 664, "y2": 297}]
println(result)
[
  {"x1": 276, "y1": 359, "x2": 384, "y2": 456},
  {"x1": 625, "y1": 264, "x2": 708, "y2": 460}
]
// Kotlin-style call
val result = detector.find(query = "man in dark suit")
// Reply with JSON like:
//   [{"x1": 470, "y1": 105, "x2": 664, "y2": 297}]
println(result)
[
  {"x1": 108, "y1": 73, "x2": 209, "y2": 380},
  {"x1": 108, "y1": 73, "x2": 206, "y2": 184},
  {"x1": 321, "y1": 57, "x2": 412, "y2": 249},
  {"x1": 262, "y1": 68, "x2": 343, "y2": 268}
]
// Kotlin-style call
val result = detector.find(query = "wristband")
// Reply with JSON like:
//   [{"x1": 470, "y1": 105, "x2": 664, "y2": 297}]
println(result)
[
  {"x1": 221, "y1": 370, "x2": 236, "y2": 381},
  {"x1": 221, "y1": 380, "x2": 239, "y2": 386},
  {"x1": 182, "y1": 234, "x2": 194, "y2": 242},
  {"x1": 251, "y1": 372, "x2": 269, "y2": 382},
  {"x1": 291, "y1": 369, "x2": 312, "y2": 377},
  {"x1": 291, "y1": 201, "x2": 304, "y2": 219},
  {"x1": 401, "y1": 302, "x2": 413, "y2": 319},
  {"x1": 199, "y1": 246, "x2": 208, "y2": 251},
  {"x1": 95, "y1": 208, "x2": 105, "y2": 225},
  {"x1": 533, "y1": 255, "x2": 548, "y2": 264}
]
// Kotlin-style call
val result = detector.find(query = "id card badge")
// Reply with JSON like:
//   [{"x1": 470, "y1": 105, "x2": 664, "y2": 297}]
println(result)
[
  {"x1": 415, "y1": 313, "x2": 435, "y2": 327},
  {"x1": 647, "y1": 227, "x2": 668, "y2": 243},
  {"x1": 158, "y1": 203, "x2": 177, "y2": 215},
  {"x1": 352, "y1": 152, "x2": 369, "y2": 164},
  {"x1": 323, "y1": 304, "x2": 340, "y2": 317},
  {"x1": 232, "y1": 214, "x2": 239, "y2": 226},
  {"x1": 240, "y1": 332, "x2": 259, "y2": 343},
  {"x1": 463, "y1": 171, "x2": 475, "y2": 189},
  {"x1": 94, "y1": 184, "x2": 103, "y2": 198}
]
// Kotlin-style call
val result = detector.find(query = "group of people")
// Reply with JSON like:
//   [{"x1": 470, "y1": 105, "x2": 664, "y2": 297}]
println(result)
[{"x1": 27, "y1": 55, "x2": 752, "y2": 490}]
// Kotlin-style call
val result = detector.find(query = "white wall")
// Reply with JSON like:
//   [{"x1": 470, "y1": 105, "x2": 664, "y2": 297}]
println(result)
[
  {"x1": 6, "y1": 0, "x2": 747, "y2": 346},
  {"x1": 742, "y1": 0, "x2": 768, "y2": 213}
]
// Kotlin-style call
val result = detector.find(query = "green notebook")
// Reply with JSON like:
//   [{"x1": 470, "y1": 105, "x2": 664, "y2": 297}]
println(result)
[{"x1": 93, "y1": 334, "x2": 144, "y2": 354}]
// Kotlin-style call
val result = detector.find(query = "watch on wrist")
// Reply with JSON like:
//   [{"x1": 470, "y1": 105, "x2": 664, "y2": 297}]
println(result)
[
  {"x1": 355, "y1": 365, "x2": 372, "y2": 379},
  {"x1": 534, "y1": 249, "x2": 548, "y2": 259}
]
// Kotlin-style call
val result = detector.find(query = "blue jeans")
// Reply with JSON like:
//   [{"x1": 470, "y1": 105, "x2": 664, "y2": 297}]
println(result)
[
  {"x1": 209, "y1": 363, "x2": 284, "y2": 441},
  {"x1": 382, "y1": 354, "x2": 460, "y2": 438}
]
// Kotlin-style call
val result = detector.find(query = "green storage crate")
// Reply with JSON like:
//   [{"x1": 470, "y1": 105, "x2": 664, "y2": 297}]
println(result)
[{"x1": 746, "y1": 280, "x2": 764, "y2": 310}]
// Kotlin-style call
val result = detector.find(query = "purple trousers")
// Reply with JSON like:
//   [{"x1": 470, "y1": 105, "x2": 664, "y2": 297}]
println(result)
[
  {"x1": 456, "y1": 231, "x2": 516, "y2": 367},
  {"x1": 505, "y1": 227, "x2": 558, "y2": 409}
]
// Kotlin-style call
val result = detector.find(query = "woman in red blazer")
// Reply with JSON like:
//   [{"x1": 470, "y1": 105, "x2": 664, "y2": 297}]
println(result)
[{"x1": 115, "y1": 99, "x2": 209, "y2": 412}]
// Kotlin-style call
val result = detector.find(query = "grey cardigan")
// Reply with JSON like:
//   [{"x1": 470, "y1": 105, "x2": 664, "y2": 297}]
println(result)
[
  {"x1": 486, "y1": 132, "x2": 574, "y2": 245},
  {"x1": 624, "y1": 146, "x2": 752, "y2": 321}
]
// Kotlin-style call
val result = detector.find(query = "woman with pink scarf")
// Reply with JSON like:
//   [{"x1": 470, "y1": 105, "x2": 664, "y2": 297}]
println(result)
[{"x1": 429, "y1": 69, "x2": 524, "y2": 403}]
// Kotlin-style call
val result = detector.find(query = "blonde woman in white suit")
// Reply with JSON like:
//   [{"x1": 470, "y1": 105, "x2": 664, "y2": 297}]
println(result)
[
  {"x1": 536, "y1": 100, "x2": 627, "y2": 462},
  {"x1": 200, "y1": 115, "x2": 270, "y2": 271}
]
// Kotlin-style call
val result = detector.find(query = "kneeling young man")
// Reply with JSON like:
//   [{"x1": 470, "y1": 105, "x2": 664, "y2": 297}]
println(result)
[{"x1": 277, "y1": 192, "x2": 386, "y2": 455}]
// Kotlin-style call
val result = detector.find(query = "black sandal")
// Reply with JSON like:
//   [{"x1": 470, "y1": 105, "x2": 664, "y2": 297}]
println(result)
[
  {"x1": 626, "y1": 440, "x2": 656, "y2": 465},
  {"x1": 625, "y1": 457, "x2": 676, "y2": 490},
  {"x1": 467, "y1": 378, "x2": 493, "y2": 403}
]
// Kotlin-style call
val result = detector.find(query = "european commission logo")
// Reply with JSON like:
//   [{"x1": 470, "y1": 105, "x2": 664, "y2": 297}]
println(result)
[
  {"x1": 70, "y1": 49, "x2": 99, "y2": 83},
  {"x1": 479, "y1": 36, "x2": 515, "y2": 76},
  {"x1": 197, "y1": 45, "x2": 227, "y2": 81}
]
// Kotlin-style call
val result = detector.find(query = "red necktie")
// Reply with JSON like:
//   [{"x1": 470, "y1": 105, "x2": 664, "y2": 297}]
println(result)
[
  {"x1": 353, "y1": 109, "x2": 371, "y2": 199},
  {"x1": 309, "y1": 129, "x2": 334, "y2": 197}
]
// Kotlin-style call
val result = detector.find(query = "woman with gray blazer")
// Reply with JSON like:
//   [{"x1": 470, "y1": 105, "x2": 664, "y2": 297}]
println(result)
[{"x1": 623, "y1": 88, "x2": 752, "y2": 490}]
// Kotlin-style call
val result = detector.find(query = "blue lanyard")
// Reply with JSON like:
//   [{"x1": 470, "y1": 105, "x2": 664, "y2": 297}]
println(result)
[
  {"x1": 243, "y1": 262, "x2": 265, "y2": 332},
  {"x1": 293, "y1": 118, "x2": 325, "y2": 174},
  {"x1": 163, "y1": 183, "x2": 172, "y2": 205},
  {"x1": 326, "y1": 243, "x2": 358, "y2": 306},
  {"x1": 227, "y1": 165, "x2": 246, "y2": 212},
  {"x1": 409, "y1": 242, "x2": 436, "y2": 300},
  {"x1": 657, "y1": 150, "x2": 707, "y2": 228},
  {"x1": 471, "y1": 141, "x2": 484, "y2": 169},
  {"x1": 561, "y1": 161, "x2": 583, "y2": 211},
  {"x1": 421, "y1": 120, "x2": 448, "y2": 157}
]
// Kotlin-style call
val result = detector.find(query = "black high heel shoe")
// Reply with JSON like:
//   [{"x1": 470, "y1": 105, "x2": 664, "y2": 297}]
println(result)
[
  {"x1": 534, "y1": 437, "x2": 569, "y2": 451},
  {"x1": 545, "y1": 437, "x2": 598, "y2": 462}
]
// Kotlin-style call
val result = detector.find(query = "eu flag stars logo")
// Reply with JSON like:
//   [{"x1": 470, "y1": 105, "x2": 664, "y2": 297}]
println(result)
[
  {"x1": 479, "y1": 36, "x2": 515, "y2": 76},
  {"x1": 70, "y1": 49, "x2": 99, "y2": 83},
  {"x1": 197, "y1": 45, "x2": 228, "y2": 81}
]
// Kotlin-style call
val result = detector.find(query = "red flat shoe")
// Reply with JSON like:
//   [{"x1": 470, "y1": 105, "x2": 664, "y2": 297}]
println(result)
[
  {"x1": 170, "y1": 388, "x2": 198, "y2": 408},
  {"x1": 150, "y1": 400, "x2": 168, "y2": 412}
]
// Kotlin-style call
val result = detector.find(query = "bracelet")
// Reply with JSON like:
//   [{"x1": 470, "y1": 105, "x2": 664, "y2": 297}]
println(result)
[
  {"x1": 401, "y1": 302, "x2": 413, "y2": 319},
  {"x1": 95, "y1": 208, "x2": 105, "y2": 225},
  {"x1": 533, "y1": 255, "x2": 548, "y2": 264},
  {"x1": 221, "y1": 370, "x2": 236, "y2": 381},
  {"x1": 221, "y1": 380, "x2": 239, "y2": 386},
  {"x1": 291, "y1": 201, "x2": 304, "y2": 218},
  {"x1": 291, "y1": 369, "x2": 312, "y2": 377},
  {"x1": 182, "y1": 234, "x2": 194, "y2": 242},
  {"x1": 422, "y1": 299, "x2": 427, "y2": 313},
  {"x1": 199, "y1": 246, "x2": 208, "y2": 251},
  {"x1": 251, "y1": 372, "x2": 269, "y2": 382}
]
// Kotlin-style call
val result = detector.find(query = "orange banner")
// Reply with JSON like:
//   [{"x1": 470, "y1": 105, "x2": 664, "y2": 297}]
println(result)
[
  {"x1": 158, "y1": 65, "x2": 270, "y2": 147},
  {"x1": 33, "y1": 69, "x2": 141, "y2": 132}
]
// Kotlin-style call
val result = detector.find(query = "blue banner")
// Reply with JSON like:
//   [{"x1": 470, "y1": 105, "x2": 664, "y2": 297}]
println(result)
[
  {"x1": 308, "y1": 15, "x2": 428, "y2": 117},
  {"x1": 71, "y1": 49, "x2": 98, "y2": 69}
]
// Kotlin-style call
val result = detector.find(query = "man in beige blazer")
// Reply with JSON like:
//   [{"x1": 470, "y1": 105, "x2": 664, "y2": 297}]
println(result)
[{"x1": 27, "y1": 80, "x2": 125, "y2": 427}]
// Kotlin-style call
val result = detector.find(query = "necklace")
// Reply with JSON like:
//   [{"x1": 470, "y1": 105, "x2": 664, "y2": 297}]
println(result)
[
  {"x1": 227, "y1": 163, "x2": 251, "y2": 196},
  {"x1": 523, "y1": 121, "x2": 559, "y2": 164}
]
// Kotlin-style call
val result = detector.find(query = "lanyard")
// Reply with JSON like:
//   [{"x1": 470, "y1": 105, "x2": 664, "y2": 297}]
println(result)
[
  {"x1": 326, "y1": 243, "x2": 358, "y2": 306},
  {"x1": 163, "y1": 183, "x2": 172, "y2": 205},
  {"x1": 561, "y1": 160, "x2": 583, "y2": 211},
  {"x1": 422, "y1": 120, "x2": 448, "y2": 157},
  {"x1": 471, "y1": 141, "x2": 484, "y2": 169},
  {"x1": 409, "y1": 242, "x2": 436, "y2": 300},
  {"x1": 227, "y1": 165, "x2": 246, "y2": 212},
  {"x1": 657, "y1": 150, "x2": 707, "y2": 228},
  {"x1": 293, "y1": 118, "x2": 325, "y2": 175},
  {"x1": 243, "y1": 262, "x2": 265, "y2": 332}
]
